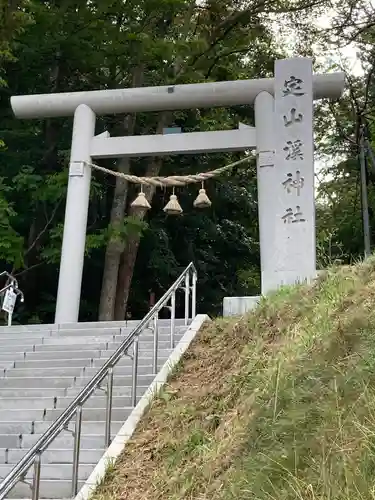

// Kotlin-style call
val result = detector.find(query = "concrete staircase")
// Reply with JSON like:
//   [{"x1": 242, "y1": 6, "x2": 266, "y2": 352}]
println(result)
[{"x1": 0, "y1": 320, "x2": 188, "y2": 498}]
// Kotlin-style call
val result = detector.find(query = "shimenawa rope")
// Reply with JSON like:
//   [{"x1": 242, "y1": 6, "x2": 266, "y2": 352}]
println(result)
[{"x1": 85, "y1": 155, "x2": 252, "y2": 187}]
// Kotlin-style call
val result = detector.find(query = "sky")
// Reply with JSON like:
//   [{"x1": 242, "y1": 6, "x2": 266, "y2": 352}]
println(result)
[{"x1": 315, "y1": 10, "x2": 363, "y2": 76}]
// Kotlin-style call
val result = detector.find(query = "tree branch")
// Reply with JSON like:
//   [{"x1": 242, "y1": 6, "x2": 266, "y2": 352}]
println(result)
[{"x1": 25, "y1": 199, "x2": 62, "y2": 257}]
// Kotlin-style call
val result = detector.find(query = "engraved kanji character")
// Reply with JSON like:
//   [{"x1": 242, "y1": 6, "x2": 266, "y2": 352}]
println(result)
[
  {"x1": 283, "y1": 140, "x2": 304, "y2": 160},
  {"x1": 282, "y1": 170, "x2": 305, "y2": 196},
  {"x1": 281, "y1": 206, "x2": 306, "y2": 224},
  {"x1": 282, "y1": 76, "x2": 305, "y2": 97},
  {"x1": 283, "y1": 108, "x2": 303, "y2": 127}
]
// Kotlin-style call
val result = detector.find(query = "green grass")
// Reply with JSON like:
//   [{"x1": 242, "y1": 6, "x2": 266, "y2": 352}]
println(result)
[{"x1": 92, "y1": 258, "x2": 375, "y2": 500}]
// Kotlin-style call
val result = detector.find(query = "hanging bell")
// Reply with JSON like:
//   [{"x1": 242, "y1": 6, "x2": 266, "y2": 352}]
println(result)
[
  {"x1": 131, "y1": 189, "x2": 151, "y2": 210},
  {"x1": 163, "y1": 192, "x2": 183, "y2": 215},
  {"x1": 193, "y1": 186, "x2": 211, "y2": 209}
]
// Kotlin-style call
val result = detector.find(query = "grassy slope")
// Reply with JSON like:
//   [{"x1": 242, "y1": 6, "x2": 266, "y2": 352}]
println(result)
[{"x1": 93, "y1": 259, "x2": 375, "y2": 500}]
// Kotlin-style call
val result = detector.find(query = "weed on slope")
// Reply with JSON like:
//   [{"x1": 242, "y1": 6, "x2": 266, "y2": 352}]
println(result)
[{"x1": 93, "y1": 258, "x2": 375, "y2": 500}]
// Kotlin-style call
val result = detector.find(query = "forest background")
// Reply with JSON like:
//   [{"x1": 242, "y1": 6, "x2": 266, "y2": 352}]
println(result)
[{"x1": 0, "y1": 0, "x2": 374, "y2": 324}]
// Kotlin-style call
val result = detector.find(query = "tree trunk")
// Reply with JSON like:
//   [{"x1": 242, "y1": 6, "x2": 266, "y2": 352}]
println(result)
[
  {"x1": 113, "y1": 156, "x2": 163, "y2": 320},
  {"x1": 98, "y1": 65, "x2": 144, "y2": 321},
  {"x1": 113, "y1": 112, "x2": 170, "y2": 320},
  {"x1": 98, "y1": 156, "x2": 132, "y2": 321}
]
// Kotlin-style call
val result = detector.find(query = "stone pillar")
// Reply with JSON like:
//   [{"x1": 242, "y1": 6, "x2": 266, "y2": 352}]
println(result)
[
  {"x1": 55, "y1": 104, "x2": 96, "y2": 324},
  {"x1": 254, "y1": 91, "x2": 276, "y2": 294},
  {"x1": 270, "y1": 57, "x2": 316, "y2": 290}
]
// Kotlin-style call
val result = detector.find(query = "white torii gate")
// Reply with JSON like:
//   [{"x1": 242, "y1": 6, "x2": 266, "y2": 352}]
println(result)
[{"x1": 11, "y1": 57, "x2": 344, "y2": 324}]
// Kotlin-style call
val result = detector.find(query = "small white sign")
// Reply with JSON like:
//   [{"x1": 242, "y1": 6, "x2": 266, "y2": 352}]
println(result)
[
  {"x1": 69, "y1": 161, "x2": 85, "y2": 177},
  {"x1": 258, "y1": 151, "x2": 275, "y2": 168},
  {"x1": 2, "y1": 288, "x2": 17, "y2": 314}
]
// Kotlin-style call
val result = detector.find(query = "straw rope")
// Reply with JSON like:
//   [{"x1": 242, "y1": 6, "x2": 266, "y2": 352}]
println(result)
[{"x1": 84, "y1": 155, "x2": 252, "y2": 187}]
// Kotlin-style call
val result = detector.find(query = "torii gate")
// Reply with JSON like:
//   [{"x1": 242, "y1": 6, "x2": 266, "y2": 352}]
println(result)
[{"x1": 10, "y1": 57, "x2": 344, "y2": 324}]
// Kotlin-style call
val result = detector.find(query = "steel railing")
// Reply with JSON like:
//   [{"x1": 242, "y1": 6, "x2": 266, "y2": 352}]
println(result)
[{"x1": 0, "y1": 262, "x2": 197, "y2": 500}]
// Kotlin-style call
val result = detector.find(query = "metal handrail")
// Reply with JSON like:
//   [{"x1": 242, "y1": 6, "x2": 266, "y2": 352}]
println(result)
[{"x1": 0, "y1": 262, "x2": 197, "y2": 499}]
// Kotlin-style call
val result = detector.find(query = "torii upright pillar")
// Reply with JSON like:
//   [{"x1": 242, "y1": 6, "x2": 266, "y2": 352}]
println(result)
[{"x1": 256, "y1": 58, "x2": 316, "y2": 295}]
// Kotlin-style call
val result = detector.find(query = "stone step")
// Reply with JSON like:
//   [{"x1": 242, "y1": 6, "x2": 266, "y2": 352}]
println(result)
[
  {"x1": 0, "y1": 353, "x2": 30, "y2": 363},
  {"x1": 13, "y1": 353, "x2": 169, "y2": 369},
  {"x1": 0, "y1": 325, "x2": 54, "y2": 333},
  {"x1": 3, "y1": 434, "x2": 117, "y2": 453},
  {"x1": 0, "y1": 337, "x2": 178, "y2": 350},
  {"x1": 5, "y1": 350, "x2": 103, "y2": 361},
  {"x1": 0, "y1": 342, "x2": 110, "y2": 355},
  {"x1": 12, "y1": 358, "x2": 95, "y2": 369},
  {"x1": 92, "y1": 355, "x2": 169, "y2": 368},
  {"x1": 2, "y1": 361, "x2": 159, "y2": 379},
  {"x1": 56, "y1": 394, "x2": 142, "y2": 409},
  {"x1": 0, "y1": 371, "x2": 156, "y2": 389},
  {"x1": 54, "y1": 318, "x2": 187, "y2": 330},
  {"x1": 0, "y1": 330, "x2": 183, "y2": 351},
  {"x1": 0, "y1": 406, "x2": 131, "y2": 429},
  {"x1": 0, "y1": 341, "x2": 175, "y2": 358},
  {"x1": 74, "y1": 373, "x2": 156, "y2": 389},
  {"x1": 0, "y1": 384, "x2": 149, "y2": 400},
  {"x1": 45, "y1": 406, "x2": 133, "y2": 423},
  {"x1": 0, "y1": 409, "x2": 52, "y2": 421},
  {"x1": 2, "y1": 366, "x2": 87, "y2": 379},
  {"x1": 1, "y1": 433, "x2": 112, "y2": 451},
  {"x1": 0, "y1": 432, "x2": 114, "y2": 453},
  {"x1": 2, "y1": 448, "x2": 104, "y2": 465},
  {"x1": 0, "y1": 398, "x2": 57, "y2": 411},
  {"x1": 1, "y1": 345, "x2": 170, "y2": 361},
  {"x1": 0, "y1": 318, "x2": 187, "y2": 334},
  {"x1": 0, "y1": 420, "x2": 124, "y2": 436},
  {"x1": 56, "y1": 326, "x2": 183, "y2": 337},
  {"x1": 0, "y1": 332, "x2": 53, "y2": 341},
  {"x1": 0, "y1": 388, "x2": 68, "y2": 398},
  {"x1": 0, "y1": 393, "x2": 142, "y2": 411},
  {"x1": 38, "y1": 332, "x2": 171, "y2": 344},
  {"x1": 56, "y1": 327, "x2": 122, "y2": 337},
  {"x1": 0, "y1": 363, "x2": 17, "y2": 372},
  {"x1": 0, "y1": 335, "x2": 51, "y2": 346},
  {"x1": 4, "y1": 478, "x2": 85, "y2": 498},
  {"x1": 0, "y1": 377, "x2": 80, "y2": 390},
  {"x1": 66, "y1": 383, "x2": 149, "y2": 399},
  {"x1": 0, "y1": 463, "x2": 95, "y2": 481},
  {"x1": 79, "y1": 363, "x2": 156, "y2": 378}
]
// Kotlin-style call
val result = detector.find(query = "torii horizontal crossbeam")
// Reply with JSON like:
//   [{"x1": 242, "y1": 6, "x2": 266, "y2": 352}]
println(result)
[
  {"x1": 11, "y1": 72, "x2": 345, "y2": 119},
  {"x1": 90, "y1": 128, "x2": 257, "y2": 158}
]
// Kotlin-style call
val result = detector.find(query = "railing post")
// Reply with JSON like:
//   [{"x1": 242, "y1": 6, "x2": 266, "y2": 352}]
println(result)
[
  {"x1": 184, "y1": 272, "x2": 190, "y2": 326},
  {"x1": 71, "y1": 405, "x2": 82, "y2": 497},
  {"x1": 131, "y1": 337, "x2": 139, "y2": 407},
  {"x1": 152, "y1": 313, "x2": 159, "y2": 374},
  {"x1": 170, "y1": 291, "x2": 176, "y2": 349},
  {"x1": 31, "y1": 452, "x2": 41, "y2": 500},
  {"x1": 191, "y1": 269, "x2": 197, "y2": 320},
  {"x1": 105, "y1": 368, "x2": 113, "y2": 448}
]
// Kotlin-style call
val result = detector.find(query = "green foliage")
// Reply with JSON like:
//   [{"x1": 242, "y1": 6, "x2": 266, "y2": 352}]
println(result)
[
  {"x1": 0, "y1": 188, "x2": 24, "y2": 267},
  {"x1": 111, "y1": 216, "x2": 148, "y2": 241},
  {"x1": 84, "y1": 216, "x2": 148, "y2": 257}
]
